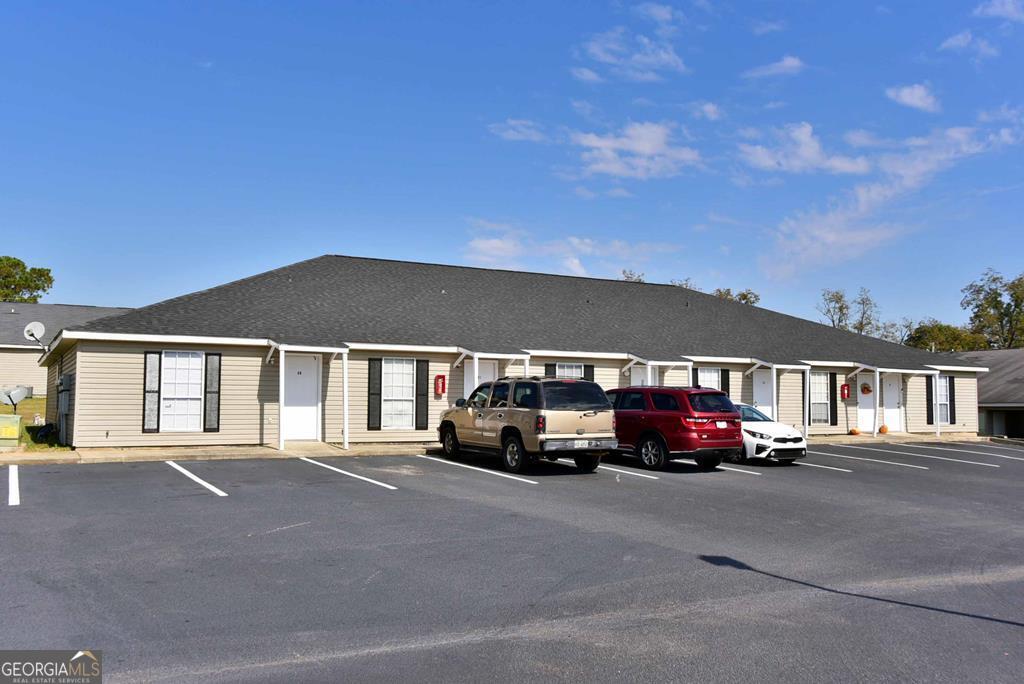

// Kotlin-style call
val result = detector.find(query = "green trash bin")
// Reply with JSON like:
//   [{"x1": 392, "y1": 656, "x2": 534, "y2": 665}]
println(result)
[{"x1": 0, "y1": 414, "x2": 21, "y2": 447}]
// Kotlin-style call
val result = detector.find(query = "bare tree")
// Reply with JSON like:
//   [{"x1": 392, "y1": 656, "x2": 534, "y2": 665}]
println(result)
[
  {"x1": 817, "y1": 288, "x2": 850, "y2": 329},
  {"x1": 851, "y1": 287, "x2": 880, "y2": 336},
  {"x1": 621, "y1": 269, "x2": 645, "y2": 283},
  {"x1": 712, "y1": 287, "x2": 761, "y2": 305},
  {"x1": 878, "y1": 317, "x2": 916, "y2": 344},
  {"x1": 669, "y1": 277, "x2": 700, "y2": 290}
]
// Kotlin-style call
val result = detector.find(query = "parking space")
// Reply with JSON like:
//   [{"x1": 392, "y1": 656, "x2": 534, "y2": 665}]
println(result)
[{"x1": 3, "y1": 441, "x2": 1024, "y2": 682}]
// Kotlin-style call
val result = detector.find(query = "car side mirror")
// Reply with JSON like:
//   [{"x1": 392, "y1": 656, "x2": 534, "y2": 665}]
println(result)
[{"x1": 454, "y1": 398, "x2": 466, "y2": 408}]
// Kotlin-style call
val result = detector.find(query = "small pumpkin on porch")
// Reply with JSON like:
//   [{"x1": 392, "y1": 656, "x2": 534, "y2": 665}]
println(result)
[
  {"x1": 879, "y1": 424, "x2": 889, "y2": 434},
  {"x1": 849, "y1": 428, "x2": 860, "y2": 436}
]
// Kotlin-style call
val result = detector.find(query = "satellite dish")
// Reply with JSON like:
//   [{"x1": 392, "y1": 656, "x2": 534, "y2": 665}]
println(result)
[
  {"x1": 1, "y1": 386, "x2": 30, "y2": 408},
  {"x1": 24, "y1": 321, "x2": 45, "y2": 342}
]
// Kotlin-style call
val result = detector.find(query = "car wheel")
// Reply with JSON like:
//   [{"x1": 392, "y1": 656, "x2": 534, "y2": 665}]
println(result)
[
  {"x1": 636, "y1": 436, "x2": 667, "y2": 470},
  {"x1": 574, "y1": 453, "x2": 600, "y2": 473},
  {"x1": 501, "y1": 435, "x2": 526, "y2": 473},
  {"x1": 441, "y1": 426, "x2": 460, "y2": 458},
  {"x1": 695, "y1": 454, "x2": 721, "y2": 470}
]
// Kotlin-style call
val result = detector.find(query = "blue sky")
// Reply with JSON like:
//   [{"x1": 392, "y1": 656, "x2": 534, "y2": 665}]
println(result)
[{"x1": 1, "y1": 1, "x2": 1022, "y2": 326}]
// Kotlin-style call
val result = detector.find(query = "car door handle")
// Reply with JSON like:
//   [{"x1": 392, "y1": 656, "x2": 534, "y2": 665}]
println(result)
[
  {"x1": 496, "y1": 413, "x2": 504, "y2": 419},
  {"x1": 476, "y1": 413, "x2": 484, "y2": 418}
]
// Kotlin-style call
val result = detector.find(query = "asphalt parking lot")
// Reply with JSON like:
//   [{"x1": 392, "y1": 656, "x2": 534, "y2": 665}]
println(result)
[{"x1": 3, "y1": 441, "x2": 1024, "y2": 683}]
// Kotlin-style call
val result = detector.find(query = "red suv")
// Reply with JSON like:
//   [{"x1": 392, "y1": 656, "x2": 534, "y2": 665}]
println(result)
[{"x1": 606, "y1": 386, "x2": 743, "y2": 470}]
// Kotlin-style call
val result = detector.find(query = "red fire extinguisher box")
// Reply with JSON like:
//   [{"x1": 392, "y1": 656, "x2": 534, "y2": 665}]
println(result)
[
  {"x1": 840, "y1": 383, "x2": 851, "y2": 400},
  {"x1": 434, "y1": 374, "x2": 446, "y2": 395}
]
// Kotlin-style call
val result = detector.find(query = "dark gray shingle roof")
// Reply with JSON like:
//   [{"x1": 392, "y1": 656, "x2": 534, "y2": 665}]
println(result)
[
  {"x1": 0, "y1": 302, "x2": 129, "y2": 346},
  {"x1": 957, "y1": 349, "x2": 1024, "y2": 405},
  {"x1": 71, "y1": 255, "x2": 978, "y2": 370}
]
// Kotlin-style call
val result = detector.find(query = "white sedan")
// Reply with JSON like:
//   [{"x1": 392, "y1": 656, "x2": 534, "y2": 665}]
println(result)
[{"x1": 734, "y1": 403, "x2": 807, "y2": 462}]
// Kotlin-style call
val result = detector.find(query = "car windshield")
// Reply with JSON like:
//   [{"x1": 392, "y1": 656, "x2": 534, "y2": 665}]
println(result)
[
  {"x1": 740, "y1": 405, "x2": 771, "y2": 422},
  {"x1": 688, "y1": 392, "x2": 736, "y2": 413},
  {"x1": 542, "y1": 381, "x2": 612, "y2": 411}
]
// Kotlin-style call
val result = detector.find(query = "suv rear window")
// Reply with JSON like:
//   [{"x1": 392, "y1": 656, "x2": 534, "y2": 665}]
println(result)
[
  {"x1": 651, "y1": 393, "x2": 680, "y2": 411},
  {"x1": 688, "y1": 392, "x2": 736, "y2": 413},
  {"x1": 512, "y1": 382, "x2": 540, "y2": 408},
  {"x1": 542, "y1": 381, "x2": 612, "y2": 411}
]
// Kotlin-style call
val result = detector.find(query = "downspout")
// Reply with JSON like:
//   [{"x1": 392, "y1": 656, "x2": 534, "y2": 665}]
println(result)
[
  {"x1": 342, "y1": 351, "x2": 350, "y2": 450},
  {"x1": 872, "y1": 368, "x2": 880, "y2": 437},
  {"x1": 770, "y1": 364, "x2": 777, "y2": 422},
  {"x1": 803, "y1": 368, "x2": 810, "y2": 437},
  {"x1": 934, "y1": 374, "x2": 940, "y2": 438},
  {"x1": 278, "y1": 347, "x2": 286, "y2": 450}
]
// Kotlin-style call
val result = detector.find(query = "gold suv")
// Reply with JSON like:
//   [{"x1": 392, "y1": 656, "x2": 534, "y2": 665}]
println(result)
[{"x1": 438, "y1": 376, "x2": 618, "y2": 473}]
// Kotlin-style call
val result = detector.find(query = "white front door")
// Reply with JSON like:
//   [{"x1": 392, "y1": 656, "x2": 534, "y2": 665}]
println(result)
[
  {"x1": 857, "y1": 373, "x2": 875, "y2": 432},
  {"x1": 752, "y1": 369, "x2": 773, "y2": 419},
  {"x1": 283, "y1": 355, "x2": 319, "y2": 440},
  {"x1": 630, "y1": 365, "x2": 657, "y2": 386},
  {"x1": 477, "y1": 360, "x2": 499, "y2": 385},
  {"x1": 882, "y1": 373, "x2": 903, "y2": 432}
]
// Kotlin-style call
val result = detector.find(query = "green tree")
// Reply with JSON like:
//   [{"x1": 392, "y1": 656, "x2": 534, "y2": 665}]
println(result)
[
  {"x1": 670, "y1": 277, "x2": 701, "y2": 291},
  {"x1": 960, "y1": 268, "x2": 1024, "y2": 349},
  {"x1": 712, "y1": 287, "x2": 761, "y2": 305},
  {"x1": 0, "y1": 256, "x2": 54, "y2": 302},
  {"x1": 905, "y1": 319, "x2": 989, "y2": 352},
  {"x1": 817, "y1": 288, "x2": 850, "y2": 329}
]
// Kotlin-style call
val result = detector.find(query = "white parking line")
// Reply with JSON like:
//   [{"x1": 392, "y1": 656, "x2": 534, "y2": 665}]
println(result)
[
  {"x1": 717, "y1": 465, "x2": 762, "y2": 475},
  {"x1": 910, "y1": 444, "x2": 1024, "y2": 462},
  {"x1": 808, "y1": 450, "x2": 929, "y2": 469},
  {"x1": 165, "y1": 461, "x2": 228, "y2": 497},
  {"x1": 300, "y1": 457, "x2": 398, "y2": 490},
  {"x1": 836, "y1": 445, "x2": 999, "y2": 468},
  {"x1": 965, "y1": 442, "x2": 1024, "y2": 452},
  {"x1": 8, "y1": 465, "x2": 19, "y2": 506},
  {"x1": 555, "y1": 459, "x2": 660, "y2": 480},
  {"x1": 416, "y1": 455, "x2": 538, "y2": 484},
  {"x1": 798, "y1": 462, "x2": 852, "y2": 473}
]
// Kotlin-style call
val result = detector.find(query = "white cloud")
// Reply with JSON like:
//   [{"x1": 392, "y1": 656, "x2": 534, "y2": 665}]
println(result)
[
  {"x1": 577, "y1": 24, "x2": 686, "y2": 82},
  {"x1": 691, "y1": 101, "x2": 722, "y2": 120},
  {"x1": 606, "y1": 187, "x2": 634, "y2": 198},
  {"x1": 974, "y1": 0, "x2": 1024, "y2": 22},
  {"x1": 574, "y1": 186, "x2": 598, "y2": 199},
  {"x1": 739, "y1": 122, "x2": 871, "y2": 175},
  {"x1": 763, "y1": 123, "x2": 1019, "y2": 279},
  {"x1": 736, "y1": 126, "x2": 761, "y2": 139},
  {"x1": 561, "y1": 255, "x2": 588, "y2": 276},
  {"x1": 843, "y1": 129, "x2": 900, "y2": 148},
  {"x1": 939, "y1": 29, "x2": 999, "y2": 61},
  {"x1": 885, "y1": 83, "x2": 941, "y2": 113},
  {"x1": 634, "y1": 2, "x2": 686, "y2": 35},
  {"x1": 752, "y1": 20, "x2": 786, "y2": 35},
  {"x1": 570, "y1": 66, "x2": 603, "y2": 83},
  {"x1": 571, "y1": 122, "x2": 701, "y2": 180},
  {"x1": 488, "y1": 118, "x2": 547, "y2": 142},
  {"x1": 741, "y1": 55, "x2": 805, "y2": 78},
  {"x1": 764, "y1": 100, "x2": 787, "y2": 110}
]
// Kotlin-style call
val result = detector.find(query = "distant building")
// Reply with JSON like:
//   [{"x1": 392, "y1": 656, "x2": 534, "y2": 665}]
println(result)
[
  {"x1": 957, "y1": 349, "x2": 1024, "y2": 438},
  {"x1": 0, "y1": 302, "x2": 128, "y2": 395}
]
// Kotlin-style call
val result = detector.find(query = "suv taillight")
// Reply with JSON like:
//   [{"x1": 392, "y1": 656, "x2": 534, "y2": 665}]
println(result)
[
  {"x1": 612, "y1": 414, "x2": 616, "y2": 430},
  {"x1": 535, "y1": 415, "x2": 546, "y2": 434},
  {"x1": 682, "y1": 416, "x2": 708, "y2": 428},
  {"x1": 731, "y1": 418, "x2": 742, "y2": 427}
]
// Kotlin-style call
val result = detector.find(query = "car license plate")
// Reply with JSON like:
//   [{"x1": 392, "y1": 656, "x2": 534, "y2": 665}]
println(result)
[
  {"x1": 574, "y1": 439, "x2": 589, "y2": 449},
  {"x1": 716, "y1": 421, "x2": 728, "y2": 428}
]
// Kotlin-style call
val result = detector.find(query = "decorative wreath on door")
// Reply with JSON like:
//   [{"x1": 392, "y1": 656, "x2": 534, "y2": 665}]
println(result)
[{"x1": 860, "y1": 383, "x2": 872, "y2": 395}]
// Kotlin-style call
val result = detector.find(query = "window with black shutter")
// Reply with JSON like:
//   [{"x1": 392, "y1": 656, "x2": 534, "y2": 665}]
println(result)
[
  {"x1": 143, "y1": 351, "x2": 161, "y2": 433},
  {"x1": 367, "y1": 358, "x2": 382, "y2": 430},
  {"x1": 204, "y1": 353, "x2": 221, "y2": 432},
  {"x1": 415, "y1": 359, "x2": 429, "y2": 430}
]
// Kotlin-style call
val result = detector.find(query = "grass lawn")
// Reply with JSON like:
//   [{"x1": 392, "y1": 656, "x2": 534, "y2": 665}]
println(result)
[{"x1": 0, "y1": 396, "x2": 68, "y2": 451}]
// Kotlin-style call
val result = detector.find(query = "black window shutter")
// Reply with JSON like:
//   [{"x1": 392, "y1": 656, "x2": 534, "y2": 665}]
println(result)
[
  {"x1": 544, "y1": 363, "x2": 556, "y2": 377},
  {"x1": 143, "y1": 351, "x2": 161, "y2": 433},
  {"x1": 925, "y1": 376, "x2": 934, "y2": 425},
  {"x1": 415, "y1": 359, "x2": 429, "y2": 430},
  {"x1": 204, "y1": 353, "x2": 221, "y2": 432},
  {"x1": 720, "y1": 369, "x2": 730, "y2": 396},
  {"x1": 948, "y1": 376, "x2": 956, "y2": 424},
  {"x1": 692, "y1": 367, "x2": 699, "y2": 387},
  {"x1": 583, "y1": 364, "x2": 595, "y2": 382},
  {"x1": 367, "y1": 358, "x2": 382, "y2": 430},
  {"x1": 828, "y1": 372, "x2": 839, "y2": 426}
]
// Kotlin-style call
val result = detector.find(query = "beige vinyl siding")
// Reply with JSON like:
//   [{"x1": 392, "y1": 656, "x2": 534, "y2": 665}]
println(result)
[
  {"x1": 776, "y1": 370, "x2": 805, "y2": 432},
  {"x1": 905, "y1": 372, "x2": 978, "y2": 434},
  {"x1": 808, "y1": 367, "x2": 857, "y2": 436},
  {"x1": 322, "y1": 355, "x2": 344, "y2": 443},
  {"x1": 46, "y1": 359, "x2": 59, "y2": 424},
  {"x1": 346, "y1": 351, "x2": 459, "y2": 443},
  {"x1": 663, "y1": 366, "x2": 690, "y2": 388},
  {"x1": 73, "y1": 342, "x2": 279, "y2": 448},
  {"x1": 0, "y1": 348, "x2": 49, "y2": 395}
]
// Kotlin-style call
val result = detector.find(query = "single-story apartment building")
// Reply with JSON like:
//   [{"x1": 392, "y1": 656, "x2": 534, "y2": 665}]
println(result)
[
  {"x1": 957, "y1": 349, "x2": 1024, "y2": 438},
  {"x1": 39, "y1": 255, "x2": 987, "y2": 448},
  {"x1": 0, "y1": 302, "x2": 128, "y2": 396}
]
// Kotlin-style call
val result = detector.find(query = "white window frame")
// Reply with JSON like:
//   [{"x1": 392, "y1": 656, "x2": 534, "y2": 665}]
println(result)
[
  {"x1": 555, "y1": 362, "x2": 584, "y2": 379},
  {"x1": 697, "y1": 367, "x2": 721, "y2": 390},
  {"x1": 381, "y1": 357, "x2": 416, "y2": 430},
  {"x1": 937, "y1": 375, "x2": 951, "y2": 425},
  {"x1": 810, "y1": 371, "x2": 830, "y2": 425},
  {"x1": 160, "y1": 350, "x2": 205, "y2": 433}
]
